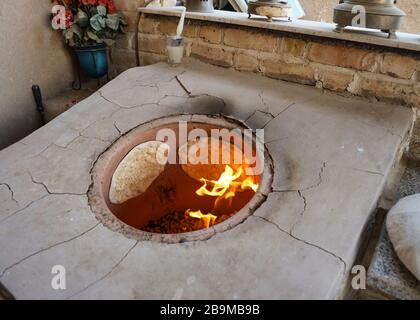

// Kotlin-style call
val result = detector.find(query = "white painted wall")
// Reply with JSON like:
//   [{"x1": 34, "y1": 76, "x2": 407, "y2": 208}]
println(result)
[{"x1": 0, "y1": 0, "x2": 74, "y2": 149}]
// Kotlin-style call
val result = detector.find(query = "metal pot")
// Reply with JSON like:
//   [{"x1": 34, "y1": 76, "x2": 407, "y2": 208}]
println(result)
[
  {"x1": 333, "y1": 0, "x2": 406, "y2": 39},
  {"x1": 186, "y1": 0, "x2": 214, "y2": 13},
  {"x1": 248, "y1": 0, "x2": 293, "y2": 22}
]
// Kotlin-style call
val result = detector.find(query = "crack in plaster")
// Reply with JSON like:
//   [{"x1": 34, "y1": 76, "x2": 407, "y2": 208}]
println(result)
[
  {"x1": 98, "y1": 70, "x2": 188, "y2": 109},
  {"x1": 262, "y1": 102, "x2": 296, "y2": 129},
  {"x1": 259, "y1": 160, "x2": 350, "y2": 275},
  {"x1": 156, "y1": 81, "x2": 189, "y2": 99},
  {"x1": 156, "y1": 94, "x2": 186, "y2": 106},
  {"x1": 257, "y1": 91, "x2": 276, "y2": 118},
  {"x1": 351, "y1": 168, "x2": 384, "y2": 177},
  {"x1": 174, "y1": 74, "x2": 230, "y2": 116},
  {"x1": 244, "y1": 111, "x2": 257, "y2": 123},
  {"x1": 58, "y1": 105, "x2": 121, "y2": 135},
  {"x1": 0, "y1": 194, "x2": 49, "y2": 224},
  {"x1": 245, "y1": 95, "x2": 296, "y2": 130},
  {"x1": 113, "y1": 121, "x2": 122, "y2": 136},
  {"x1": 272, "y1": 161, "x2": 327, "y2": 194},
  {"x1": 271, "y1": 162, "x2": 327, "y2": 238},
  {"x1": 97, "y1": 90, "x2": 127, "y2": 109},
  {"x1": 263, "y1": 136, "x2": 289, "y2": 145},
  {"x1": 255, "y1": 216, "x2": 347, "y2": 274},
  {"x1": 135, "y1": 70, "x2": 186, "y2": 87},
  {"x1": 0, "y1": 183, "x2": 19, "y2": 206},
  {"x1": 79, "y1": 108, "x2": 123, "y2": 142},
  {"x1": 27, "y1": 110, "x2": 123, "y2": 166},
  {"x1": 55, "y1": 132, "x2": 83, "y2": 149},
  {"x1": 53, "y1": 134, "x2": 113, "y2": 152},
  {"x1": 27, "y1": 171, "x2": 86, "y2": 197},
  {"x1": 175, "y1": 73, "x2": 191, "y2": 95},
  {"x1": 24, "y1": 114, "x2": 126, "y2": 197},
  {"x1": 77, "y1": 121, "x2": 122, "y2": 144},
  {"x1": 103, "y1": 94, "x2": 182, "y2": 111},
  {"x1": 244, "y1": 109, "x2": 276, "y2": 129},
  {"x1": 67, "y1": 241, "x2": 139, "y2": 299},
  {"x1": 0, "y1": 223, "x2": 100, "y2": 279},
  {"x1": 78, "y1": 134, "x2": 115, "y2": 145},
  {"x1": 132, "y1": 83, "x2": 159, "y2": 89},
  {"x1": 188, "y1": 94, "x2": 227, "y2": 115},
  {"x1": 311, "y1": 161, "x2": 327, "y2": 191},
  {"x1": 290, "y1": 190, "x2": 307, "y2": 234}
]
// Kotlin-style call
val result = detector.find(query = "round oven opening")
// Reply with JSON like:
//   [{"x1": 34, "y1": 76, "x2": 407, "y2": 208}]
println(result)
[{"x1": 89, "y1": 115, "x2": 272, "y2": 243}]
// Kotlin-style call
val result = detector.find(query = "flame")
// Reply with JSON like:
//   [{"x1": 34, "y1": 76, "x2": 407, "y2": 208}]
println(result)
[
  {"x1": 186, "y1": 209, "x2": 217, "y2": 228},
  {"x1": 241, "y1": 177, "x2": 259, "y2": 192},
  {"x1": 196, "y1": 165, "x2": 243, "y2": 197},
  {"x1": 187, "y1": 165, "x2": 259, "y2": 228}
]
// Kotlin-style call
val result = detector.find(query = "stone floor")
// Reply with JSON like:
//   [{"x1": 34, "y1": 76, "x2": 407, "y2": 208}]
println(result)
[
  {"x1": 0, "y1": 59, "x2": 414, "y2": 299},
  {"x1": 367, "y1": 227, "x2": 420, "y2": 300},
  {"x1": 398, "y1": 121, "x2": 420, "y2": 199},
  {"x1": 363, "y1": 121, "x2": 420, "y2": 300}
]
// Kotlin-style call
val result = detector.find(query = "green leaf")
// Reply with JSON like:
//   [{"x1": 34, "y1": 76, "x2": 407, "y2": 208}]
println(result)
[
  {"x1": 70, "y1": 24, "x2": 83, "y2": 40},
  {"x1": 120, "y1": 19, "x2": 127, "y2": 27},
  {"x1": 97, "y1": 5, "x2": 107, "y2": 17},
  {"x1": 87, "y1": 30, "x2": 100, "y2": 42},
  {"x1": 90, "y1": 14, "x2": 106, "y2": 31},
  {"x1": 106, "y1": 14, "x2": 120, "y2": 31}
]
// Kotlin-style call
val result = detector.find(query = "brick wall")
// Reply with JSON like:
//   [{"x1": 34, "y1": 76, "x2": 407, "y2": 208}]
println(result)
[
  {"x1": 112, "y1": 0, "x2": 145, "y2": 71},
  {"x1": 112, "y1": 4, "x2": 420, "y2": 109}
]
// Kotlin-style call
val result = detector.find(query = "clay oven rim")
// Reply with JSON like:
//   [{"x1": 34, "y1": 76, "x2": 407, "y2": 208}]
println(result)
[{"x1": 88, "y1": 114, "x2": 273, "y2": 243}]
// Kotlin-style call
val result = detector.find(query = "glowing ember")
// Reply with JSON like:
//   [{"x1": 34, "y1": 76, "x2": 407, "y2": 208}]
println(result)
[{"x1": 187, "y1": 165, "x2": 259, "y2": 228}]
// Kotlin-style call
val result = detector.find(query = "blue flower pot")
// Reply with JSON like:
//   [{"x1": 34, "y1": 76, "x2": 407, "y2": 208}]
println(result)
[{"x1": 74, "y1": 44, "x2": 108, "y2": 79}]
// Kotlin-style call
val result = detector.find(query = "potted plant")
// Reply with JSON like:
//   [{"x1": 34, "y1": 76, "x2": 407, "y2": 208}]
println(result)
[{"x1": 51, "y1": 0, "x2": 126, "y2": 78}]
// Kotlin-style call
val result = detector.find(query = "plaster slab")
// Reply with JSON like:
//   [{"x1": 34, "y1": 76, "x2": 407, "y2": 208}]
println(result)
[{"x1": 0, "y1": 59, "x2": 414, "y2": 299}]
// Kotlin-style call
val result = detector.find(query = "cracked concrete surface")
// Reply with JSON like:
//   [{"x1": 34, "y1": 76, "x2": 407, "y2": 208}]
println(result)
[
  {"x1": 0, "y1": 183, "x2": 18, "y2": 206},
  {"x1": 0, "y1": 59, "x2": 414, "y2": 299}
]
